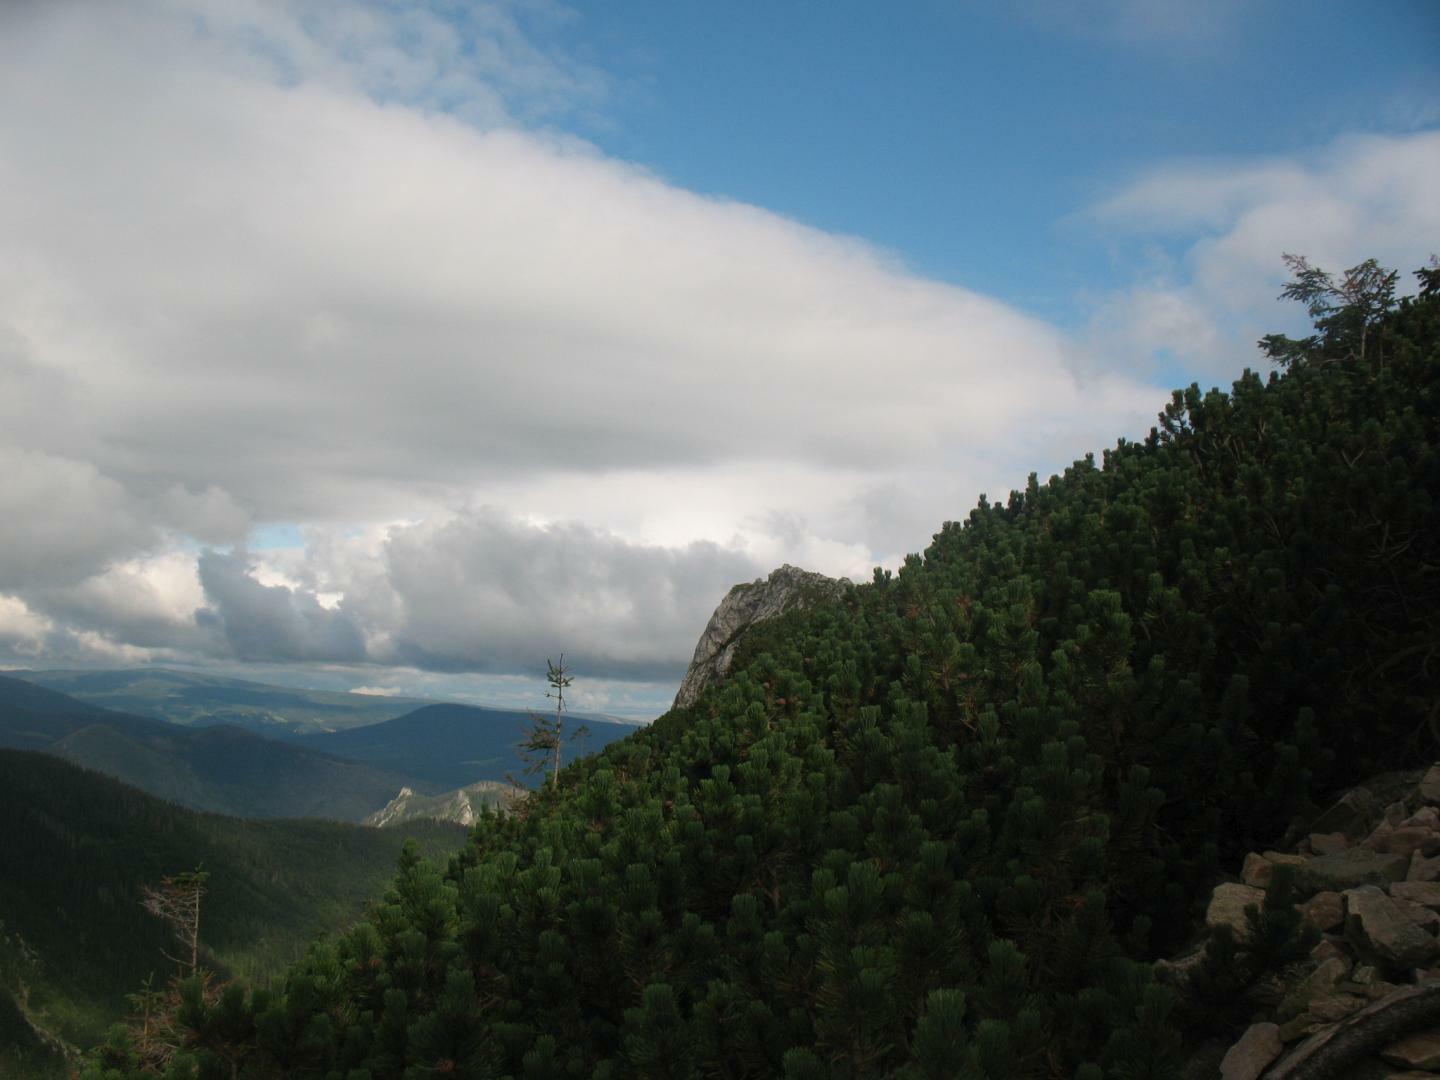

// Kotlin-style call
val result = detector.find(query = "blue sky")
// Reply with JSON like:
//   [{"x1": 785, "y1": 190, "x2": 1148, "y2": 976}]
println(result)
[
  {"x1": 556, "y1": 1, "x2": 1439, "y2": 320},
  {"x1": 0, "y1": 0, "x2": 1436, "y2": 716}
]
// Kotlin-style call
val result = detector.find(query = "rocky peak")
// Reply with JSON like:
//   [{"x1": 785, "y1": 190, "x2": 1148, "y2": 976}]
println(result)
[{"x1": 673, "y1": 564, "x2": 849, "y2": 711}]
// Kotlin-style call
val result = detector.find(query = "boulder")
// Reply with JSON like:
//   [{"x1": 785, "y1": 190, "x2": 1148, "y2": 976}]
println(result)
[
  {"x1": 1394, "y1": 896, "x2": 1440, "y2": 934},
  {"x1": 1308, "y1": 832, "x2": 1349, "y2": 856},
  {"x1": 1207, "y1": 883, "x2": 1265, "y2": 937},
  {"x1": 1301, "y1": 891, "x2": 1346, "y2": 933},
  {"x1": 1369, "y1": 826, "x2": 1440, "y2": 859},
  {"x1": 1294, "y1": 850, "x2": 1410, "y2": 894},
  {"x1": 1380, "y1": 1029, "x2": 1440, "y2": 1070},
  {"x1": 1344, "y1": 886, "x2": 1440, "y2": 971},
  {"x1": 1391, "y1": 881, "x2": 1440, "y2": 909},
  {"x1": 1219, "y1": 1022, "x2": 1283, "y2": 1080},
  {"x1": 1242, "y1": 852, "x2": 1273, "y2": 888},
  {"x1": 672, "y1": 565, "x2": 848, "y2": 710},
  {"x1": 1419, "y1": 765, "x2": 1440, "y2": 806}
]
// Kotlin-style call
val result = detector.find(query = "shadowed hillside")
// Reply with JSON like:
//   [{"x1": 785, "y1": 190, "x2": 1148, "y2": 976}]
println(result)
[{"x1": 0, "y1": 751, "x2": 468, "y2": 1074}]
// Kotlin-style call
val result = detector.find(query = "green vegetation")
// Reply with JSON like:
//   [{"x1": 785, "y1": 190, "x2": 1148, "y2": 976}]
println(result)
[
  {"x1": 86, "y1": 261, "x2": 1440, "y2": 1077},
  {"x1": 0, "y1": 750, "x2": 467, "y2": 1069}
]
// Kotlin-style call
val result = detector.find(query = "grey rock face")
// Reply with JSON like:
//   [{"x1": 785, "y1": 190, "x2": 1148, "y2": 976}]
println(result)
[{"x1": 672, "y1": 564, "x2": 849, "y2": 711}]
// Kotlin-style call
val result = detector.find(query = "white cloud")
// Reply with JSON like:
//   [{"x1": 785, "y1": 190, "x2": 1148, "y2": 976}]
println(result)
[{"x1": 1079, "y1": 131, "x2": 1440, "y2": 378}]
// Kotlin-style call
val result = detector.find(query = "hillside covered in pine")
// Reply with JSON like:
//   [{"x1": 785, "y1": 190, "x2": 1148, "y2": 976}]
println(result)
[{"x1": 87, "y1": 262, "x2": 1440, "y2": 1078}]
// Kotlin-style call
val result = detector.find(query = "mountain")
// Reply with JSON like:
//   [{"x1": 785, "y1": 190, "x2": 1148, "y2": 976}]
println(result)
[
  {"x1": 295, "y1": 702, "x2": 640, "y2": 790},
  {"x1": 77, "y1": 264, "x2": 1440, "y2": 1076},
  {"x1": 0, "y1": 750, "x2": 467, "y2": 1075},
  {"x1": 364, "y1": 780, "x2": 520, "y2": 827},
  {"x1": 0, "y1": 675, "x2": 428, "y2": 819},
  {"x1": 11, "y1": 668, "x2": 437, "y2": 737}
]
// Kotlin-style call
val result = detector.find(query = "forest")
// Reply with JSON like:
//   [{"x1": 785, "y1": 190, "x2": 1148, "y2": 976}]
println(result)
[{"x1": 83, "y1": 260, "x2": 1439, "y2": 1078}]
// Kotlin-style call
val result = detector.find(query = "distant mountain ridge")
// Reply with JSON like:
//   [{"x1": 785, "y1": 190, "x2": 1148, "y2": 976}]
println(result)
[
  {"x1": 296, "y1": 702, "x2": 639, "y2": 790},
  {"x1": 11, "y1": 668, "x2": 437, "y2": 737},
  {"x1": 0, "y1": 675, "x2": 426, "y2": 820}
]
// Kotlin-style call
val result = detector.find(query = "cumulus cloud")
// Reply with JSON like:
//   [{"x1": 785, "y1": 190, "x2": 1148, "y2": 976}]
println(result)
[
  {"x1": 0, "y1": 0, "x2": 1180, "y2": 692},
  {"x1": 1079, "y1": 131, "x2": 1440, "y2": 378},
  {"x1": 196, "y1": 549, "x2": 369, "y2": 663}
]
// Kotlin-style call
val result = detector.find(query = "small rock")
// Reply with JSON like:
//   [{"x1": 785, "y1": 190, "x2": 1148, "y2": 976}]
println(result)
[
  {"x1": 1306, "y1": 993, "x2": 1366, "y2": 1021},
  {"x1": 1310, "y1": 937, "x2": 1350, "y2": 964},
  {"x1": 1242, "y1": 852, "x2": 1274, "y2": 888},
  {"x1": 1418, "y1": 765, "x2": 1440, "y2": 806},
  {"x1": 1208, "y1": 882, "x2": 1266, "y2": 937},
  {"x1": 1380, "y1": 1028, "x2": 1440, "y2": 1070},
  {"x1": 1309, "y1": 832, "x2": 1350, "y2": 856},
  {"x1": 1219, "y1": 1021, "x2": 1283, "y2": 1080},
  {"x1": 1386, "y1": 801, "x2": 1410, "y2": 827},
  {"x1": 1296, "y1": 851, "x2": 1410, "y2": 894},
  {"x1": 1305, "y1": 955, "x2": 1353, "y2": 993},
  {"x1": 1391, "y1": 881, "x2": 1440, "y2": 909},
  {"x1": 1352, "y1": 964, "x2": 1381, "y2": 986},
  {"x1": 1263, "y1": 850, "x2": 1309, "y2": 867},
  {"x1": 1301, "y1": 891, "x2": 1346, "y2": 932},
  {"x1": 1345, "y1": 885, "x2": 1440, "y2": 971}
]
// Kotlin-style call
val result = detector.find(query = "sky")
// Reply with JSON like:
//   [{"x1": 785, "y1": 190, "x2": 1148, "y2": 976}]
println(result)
[{"x1": 0, "y1": 0, "x2": 1436, "y2": 718}]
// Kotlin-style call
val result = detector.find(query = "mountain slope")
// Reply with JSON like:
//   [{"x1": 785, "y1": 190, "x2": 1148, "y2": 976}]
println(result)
[
  {"x1": 0, "y1": 675, "x2": 427, "y2": 819},
  {"x1": 82, "y1": 265, "x2": 1440, "y2": 1077},
  {"x1": 296, "y1": 702, "x2": 639, "y2": 790},
  {"x1": 0, "y1": 750, "x2": 468, "y2": 1070}
]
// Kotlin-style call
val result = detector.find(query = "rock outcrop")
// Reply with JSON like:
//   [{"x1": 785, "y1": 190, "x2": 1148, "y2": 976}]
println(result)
[
  {"x1": 365, "y1": 780, "x2": 518, "y2": 827},
  {"x1": 673, "y1": 564, "x2": 849, "y2": 711}
]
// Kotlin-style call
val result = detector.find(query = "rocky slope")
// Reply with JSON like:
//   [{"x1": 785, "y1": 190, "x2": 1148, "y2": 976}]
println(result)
[
  {"x1": 1169, "y1": 766, "x2": 1440, "y2": 1078},
  {"x1": 672, "y1": 563, "x2": 848, "y2": 709},
  {"x1": 364, "y1": 780, "x2": 519, "y2": 827}
]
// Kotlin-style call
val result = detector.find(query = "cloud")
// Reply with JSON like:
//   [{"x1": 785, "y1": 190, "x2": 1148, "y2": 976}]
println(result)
[
  {"x1": 1078, "y1": 130, "x2": 1440, "y2": 378},
  {"x1": 358, "y1": 508, "x2": 765, "y2": 680},
  {"x1": 0, "y1": 0, "x2": 1169, "y2": 689},
  {"x1": 196, "y1": 549, "x2": 369, "y2": 663}
]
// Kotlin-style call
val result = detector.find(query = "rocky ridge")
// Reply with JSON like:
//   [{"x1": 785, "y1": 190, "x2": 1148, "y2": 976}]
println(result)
[
  {"x1": 673, "y1": 564, "x2": 849, "y2": 710},
  {"x1": 364, "y1": 780, "x2": 517, "y2": 828},
  {"x1": 1168, "y1": 766, "x2": 1440, "y2": 1079}
]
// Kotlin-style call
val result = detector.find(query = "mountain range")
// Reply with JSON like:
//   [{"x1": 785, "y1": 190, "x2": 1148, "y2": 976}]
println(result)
[{"x1": 0, "y1": 674, "x2": 423, "y2": 820}]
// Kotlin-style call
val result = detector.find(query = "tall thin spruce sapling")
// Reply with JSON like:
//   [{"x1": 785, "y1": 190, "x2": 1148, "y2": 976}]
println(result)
[{"x1": 521, "y1": 655, "x2": 587, "y2": 788}]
